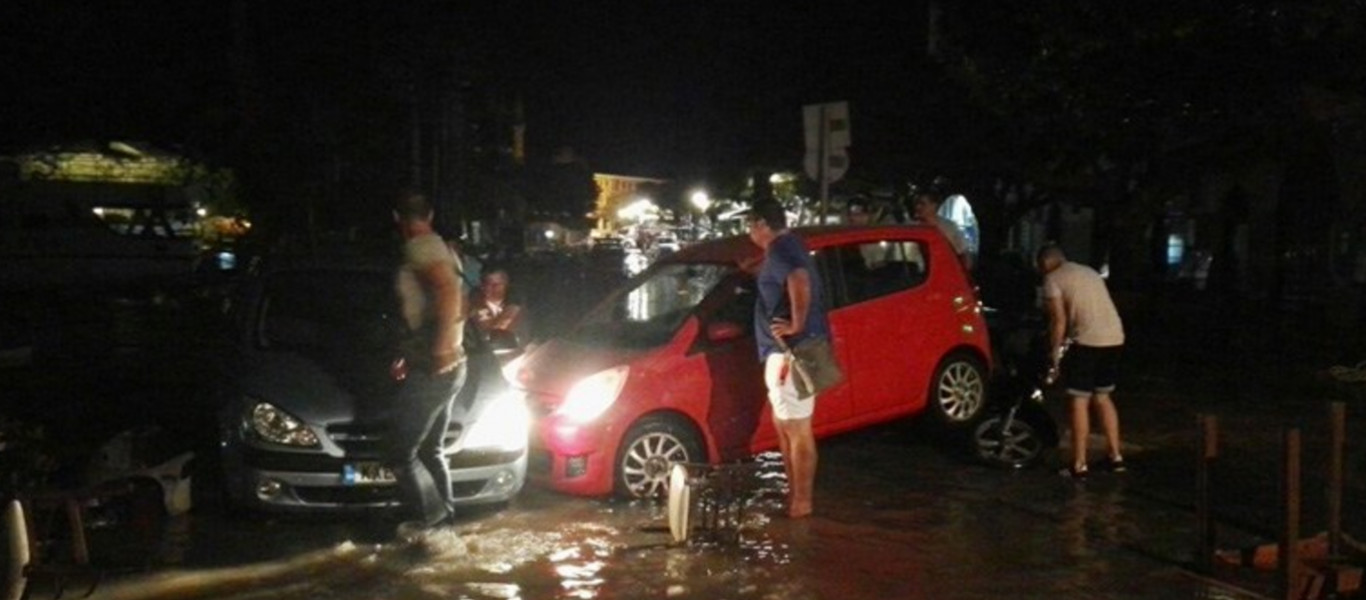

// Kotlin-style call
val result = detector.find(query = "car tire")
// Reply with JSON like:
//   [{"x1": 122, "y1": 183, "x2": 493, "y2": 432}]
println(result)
[
  {"x1": 972, "y1": 415, "x2": 1044, "y2": 468},
  {"x1": 926, "y1": 352, "x2": 988, "y2": 427},
  {"x1": 613, "y1": 415, "x2": 705, "y2": 499}
]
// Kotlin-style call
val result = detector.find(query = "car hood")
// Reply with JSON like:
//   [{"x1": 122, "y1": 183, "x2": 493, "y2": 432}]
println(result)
[
  {"x1": 236, "y1": 351, "x2": 396, "y2": 426},
  {"x1": 511, "y1": 338, "x2": 648, "y2": 398}
]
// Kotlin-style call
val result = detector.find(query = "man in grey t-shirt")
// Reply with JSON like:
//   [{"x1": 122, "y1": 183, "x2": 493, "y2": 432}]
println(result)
[
  {"x1": 1038, "y1": 244, "x2": 1126, "y2": 479},
  {"x1": 389, "y1": 190, "x2": 466, "y2": 534}
]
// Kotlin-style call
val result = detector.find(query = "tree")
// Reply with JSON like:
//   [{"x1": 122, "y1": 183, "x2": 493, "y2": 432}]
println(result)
[{"x1": 933, "y1": 1, "x2": 1365, "y2": 283}]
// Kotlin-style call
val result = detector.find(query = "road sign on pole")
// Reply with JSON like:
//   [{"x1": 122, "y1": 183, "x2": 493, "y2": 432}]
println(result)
[
  {"x1": 804, "y1": 101, "x2": 850, "y2": 223},
  {"x1": 804, "y1": 101, "x2": 850, "y2": 182}
]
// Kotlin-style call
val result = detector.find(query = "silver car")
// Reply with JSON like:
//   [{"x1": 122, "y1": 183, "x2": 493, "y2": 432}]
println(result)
[{"x1": 214, "y1": 260, "x2": 528, "y2": 513}]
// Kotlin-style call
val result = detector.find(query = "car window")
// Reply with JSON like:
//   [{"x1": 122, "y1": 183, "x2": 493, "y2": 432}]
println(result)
[
  {"x1": 570, "y1": 262, "x2": 736, "y2": 349},
  {"x1": 705, "y1": 274, "x2": 757, "y2": 328},
  {"x1": 830, "y1": 239, "x2": 930, "y2": 307},
  {"x1": 257, "y1": 271, "x2": 399, "y2": 358}
]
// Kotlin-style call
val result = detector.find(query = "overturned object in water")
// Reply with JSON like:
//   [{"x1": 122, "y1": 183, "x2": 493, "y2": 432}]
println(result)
[{"x1": 667, "y1": 462, "x2": 757, "y2": 544}]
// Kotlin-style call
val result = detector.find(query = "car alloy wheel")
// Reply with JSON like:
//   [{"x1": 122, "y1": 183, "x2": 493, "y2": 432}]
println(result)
[
  {"x1": 616, "y1": 416, "x2": 702, "y2": 499},
  {"x1": 930, "y1": 354, "x2": 987, "y2": 425},
  {"x1": 973, "y1": 416, "x2": 1043, "y2": 468}
]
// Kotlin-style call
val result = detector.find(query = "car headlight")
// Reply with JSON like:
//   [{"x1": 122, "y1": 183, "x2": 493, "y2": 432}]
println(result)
[
  {"x1": 461, "y1": 391, "x2": 530, "y2": 452},
  {"x1": 248, "y1": 401, "x2": 321, "y2": 448},
  {"x1": 556, "y1": 365, "x2": 629, "y2": 424}
]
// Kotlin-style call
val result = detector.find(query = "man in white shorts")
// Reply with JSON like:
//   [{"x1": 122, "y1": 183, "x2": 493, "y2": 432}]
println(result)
[{"x1": 745, "y1": 197, "x2": 831, "y2": 518}]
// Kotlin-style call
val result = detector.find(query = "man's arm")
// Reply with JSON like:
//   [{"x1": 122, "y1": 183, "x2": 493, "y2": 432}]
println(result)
[
  {"x1": 1044, "y1": 295, "x2": 1067, "y2": 367},
  {"x1": 494, "y1": 305, "x2": 522, "y2": 330},
  {"x1": 771, "y1": 268, "x2": 812, "y2": 338},
  {"x1": 419, "y1": 262, "x2": 464, "y2": 374}
]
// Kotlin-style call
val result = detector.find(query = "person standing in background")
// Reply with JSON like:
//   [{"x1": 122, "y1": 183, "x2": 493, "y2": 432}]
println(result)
[
  {"x1": 1037, "y1": 244, "x2": 1127, "y2": 479},
  {"x1": 913, "y1": 190, "x2": 973, "y2": 271}
]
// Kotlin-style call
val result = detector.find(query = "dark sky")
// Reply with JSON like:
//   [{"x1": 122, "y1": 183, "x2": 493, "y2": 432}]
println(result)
[{"x1": 0, "y1": 1, "x2": 933, "y2": 179}]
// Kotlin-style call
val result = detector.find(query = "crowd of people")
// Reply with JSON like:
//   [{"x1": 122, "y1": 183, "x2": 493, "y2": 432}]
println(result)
[{"x1": 382, "y1": 183, "x2": 1126, "y2": 528}]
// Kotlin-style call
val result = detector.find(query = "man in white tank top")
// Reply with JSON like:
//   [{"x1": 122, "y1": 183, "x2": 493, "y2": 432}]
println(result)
[{"x1": 1037, "y1": 244, "x2": 1126, "y2": 479}]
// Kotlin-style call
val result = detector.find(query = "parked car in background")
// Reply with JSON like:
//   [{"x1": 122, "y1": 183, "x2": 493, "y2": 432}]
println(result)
[
  {"x1": 0, "y1": 180, "x2": 201, "y2": 292},
  {"x1": 209, "y1": 257, "x2": 528, "y2": 513},
  {"x1": 505, "y1": 225, "x2": 993, "y2": 498},
  {"x1": 649, "y1": 235, "x2": 681, "y2": 259},
  {"x1": 586, "y1": 237, "x2": 630, "y2": 277}
]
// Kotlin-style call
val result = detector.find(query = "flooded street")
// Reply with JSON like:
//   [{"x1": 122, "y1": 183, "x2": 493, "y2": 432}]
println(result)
[
  {"x1": 4, "y1": 276, "x2": 1365, "y2": 600},
  {"x1": 43, "y1": 432, "x2": 1285, "y2": 600}
]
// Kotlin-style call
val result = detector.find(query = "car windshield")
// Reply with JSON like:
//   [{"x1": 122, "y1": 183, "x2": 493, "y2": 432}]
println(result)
[
  {"x1": 257, "y1": 270, "x2": 399, "y2": 362},
  {"x1": 568, "y1": 262, "x2": 736, "y2": 349}
]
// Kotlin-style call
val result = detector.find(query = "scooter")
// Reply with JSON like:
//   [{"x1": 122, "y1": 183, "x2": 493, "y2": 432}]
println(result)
[{"x1": 972, "y1": 308, "x2": 1060, "y2": 469}]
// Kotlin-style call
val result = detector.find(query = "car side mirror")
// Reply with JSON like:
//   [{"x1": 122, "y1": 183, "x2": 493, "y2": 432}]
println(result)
[{"x1": 706, "y1": 321, "x2": 744, "y2": 343}]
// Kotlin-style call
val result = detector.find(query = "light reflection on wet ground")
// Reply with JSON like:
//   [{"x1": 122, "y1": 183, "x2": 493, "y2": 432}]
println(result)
[{"x1": 61, "y1": 440, "x2": 1275, "y2": 600}]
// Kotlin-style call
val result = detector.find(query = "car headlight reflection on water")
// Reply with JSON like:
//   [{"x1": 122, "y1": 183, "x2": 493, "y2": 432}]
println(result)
[
  {"x1": 461, "y1": 391, "x2": 531, "y2": 452},
  {"x1": 555, "y1": 365, "x2": 630, "y2": 424},
  {"x1": 249, "y1": 401, "x2": 321, "y2": 448}
]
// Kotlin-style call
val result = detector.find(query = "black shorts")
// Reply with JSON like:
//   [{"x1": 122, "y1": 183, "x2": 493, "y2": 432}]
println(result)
[{"x1": 1060, "y1": 344, "x2": 1123, "y2": 397}]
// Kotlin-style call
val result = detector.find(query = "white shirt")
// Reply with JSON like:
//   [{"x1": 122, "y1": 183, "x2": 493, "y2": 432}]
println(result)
[
  {"x1": 1043, "y1": 261, "x2": 1125, "y2": 347},
  {"x1": 395, "y1": 233, "x2": 465, "y2": 358},
  {"x1": 934, "y1": 220, "x2": 969, "y2": 257}
]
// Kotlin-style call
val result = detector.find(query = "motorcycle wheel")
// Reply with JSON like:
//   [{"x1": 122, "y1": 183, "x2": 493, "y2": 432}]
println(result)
[{"x1": 973, "y1": 415, "x2": 1045, "y2": 469}]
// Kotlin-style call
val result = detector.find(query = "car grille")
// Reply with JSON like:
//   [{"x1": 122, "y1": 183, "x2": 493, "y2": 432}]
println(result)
[
  {"x1": 326, "y1": 422, "x2": 464, "y2": 459},
  {"x1": 245, "y1": 448, "x2": 346, "y2": 472}
]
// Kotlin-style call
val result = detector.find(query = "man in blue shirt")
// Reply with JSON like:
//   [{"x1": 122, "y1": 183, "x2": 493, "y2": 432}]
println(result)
[{"x1": 745, "y1": 197, "x2": 829, "y2": 518}]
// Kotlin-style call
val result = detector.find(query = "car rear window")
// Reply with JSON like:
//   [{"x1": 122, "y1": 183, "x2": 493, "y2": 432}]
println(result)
[{"x1": 830, "y1": 239, "x2": 930, "y2": 307}]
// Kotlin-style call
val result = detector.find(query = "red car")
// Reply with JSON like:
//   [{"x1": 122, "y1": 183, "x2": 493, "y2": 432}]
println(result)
[{"x1": 506, "y1": 225, "x2": 993, "y2": 498}]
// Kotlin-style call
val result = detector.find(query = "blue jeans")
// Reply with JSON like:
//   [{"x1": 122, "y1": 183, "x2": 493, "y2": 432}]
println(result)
[{"x1": 385, "y1": 362, "x2": 466, "y2": 525}]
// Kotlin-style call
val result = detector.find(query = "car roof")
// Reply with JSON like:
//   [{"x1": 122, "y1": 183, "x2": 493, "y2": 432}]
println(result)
[{"x1": 661, "y1": 224, "x2": 945, "y2": 271}]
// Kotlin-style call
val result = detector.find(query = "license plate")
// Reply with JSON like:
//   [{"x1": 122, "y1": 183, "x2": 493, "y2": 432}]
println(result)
[{"x1": 342, "y1": 462, "x2": 396, "y2": 486}]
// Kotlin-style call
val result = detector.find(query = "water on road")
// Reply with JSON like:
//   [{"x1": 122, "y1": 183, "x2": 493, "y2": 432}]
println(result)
[{"x1": 62, "y1": 437, "x2": 1269, "y2": 600}]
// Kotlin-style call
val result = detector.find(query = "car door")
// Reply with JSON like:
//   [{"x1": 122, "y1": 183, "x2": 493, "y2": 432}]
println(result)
[
  {"x1": 690, "y1": 275, "x2": 770, "y2": 459},
  {"x1": 807, "y1": 247, "x2": 856, "y2": 429},
  {"x1": 826, "y1": 234, "x2": 938, "y2": 419}
]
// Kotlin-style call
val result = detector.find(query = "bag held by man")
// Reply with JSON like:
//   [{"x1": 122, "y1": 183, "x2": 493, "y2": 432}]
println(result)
[{"x1": 782, "y1": 336, "x2": 844, "y2": 397}]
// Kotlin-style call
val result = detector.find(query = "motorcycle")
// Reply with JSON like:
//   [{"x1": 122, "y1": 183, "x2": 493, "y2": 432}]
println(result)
[{"x1": 971, "y1": 308, "x2": 1060, "y2": 469}]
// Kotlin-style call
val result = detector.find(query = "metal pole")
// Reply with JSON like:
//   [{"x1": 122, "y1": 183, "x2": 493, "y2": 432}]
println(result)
[
  {"x1": 1279, "y1": 427, "x2": 1301, "y2": 600},
  {"x1": 818, "y1": 104, "x2": 829, "y2": 225},
  {"x1": 1328, "y1": 401, "x2": 1345, "y2": 559},
  {"x1": 1196, "y1": 414, "x2": 1218, "y2": 574}
]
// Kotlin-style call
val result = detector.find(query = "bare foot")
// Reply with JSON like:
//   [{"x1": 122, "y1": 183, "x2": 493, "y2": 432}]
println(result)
[{"x1": 788, "y1": 501, "x2": 813, "y2": 519}]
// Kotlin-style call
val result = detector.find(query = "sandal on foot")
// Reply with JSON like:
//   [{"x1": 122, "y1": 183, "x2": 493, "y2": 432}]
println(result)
[{"x1": 1058, "y1": 464, "x2": 1088, "y2": 480}]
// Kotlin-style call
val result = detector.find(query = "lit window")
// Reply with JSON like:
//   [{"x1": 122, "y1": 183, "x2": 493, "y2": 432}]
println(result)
[{"x1": 1166, "y1": 234, "x2": 1185, "y2": 266}]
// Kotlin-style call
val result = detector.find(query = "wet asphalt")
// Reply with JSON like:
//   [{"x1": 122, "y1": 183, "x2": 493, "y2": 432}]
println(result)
[{"x1": 3, "y1": 271, "x2": 1365, "y2": 599}]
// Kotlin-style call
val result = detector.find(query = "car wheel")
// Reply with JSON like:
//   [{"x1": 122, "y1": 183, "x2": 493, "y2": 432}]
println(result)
[
  {"x1": 927, "y1": 353, "x2": 988, "y2": 426},
  {"x1": 973, "y1": 415, "x2": 1044, "y2": 468},
  {"x1": 614, "y1": 416, "x2": 704, "y2": 499}
]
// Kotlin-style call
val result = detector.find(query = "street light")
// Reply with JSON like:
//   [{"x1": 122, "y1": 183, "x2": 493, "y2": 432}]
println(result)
[
  {"x1": 690, "y1": 191, "x2": 711, "y2": 213},
  {"x1": 688, "y1": 191, "x2": 712, "y2": 240},
  {"x1": 617, "y1": 197, "x2": 657, "y2": 222}
]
